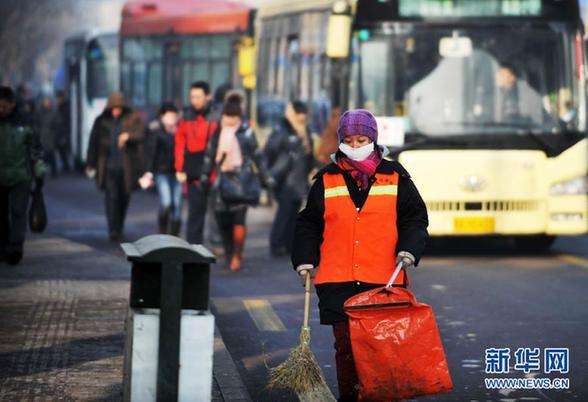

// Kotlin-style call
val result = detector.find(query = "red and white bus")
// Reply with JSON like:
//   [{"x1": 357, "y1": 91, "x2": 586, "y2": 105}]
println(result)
[{"x1": 120, "y1": 0, "x2": 254, "y2": 116}]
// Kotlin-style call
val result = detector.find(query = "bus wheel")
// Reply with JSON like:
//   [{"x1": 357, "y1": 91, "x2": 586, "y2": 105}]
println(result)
[{"x1": 514, "y1": 235, "x2": 556, "y2": 253}]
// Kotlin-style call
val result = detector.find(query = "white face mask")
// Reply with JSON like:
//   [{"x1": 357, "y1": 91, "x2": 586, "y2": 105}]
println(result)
[{"x1": 339, "y1": 142, "x2": 374, "y2": 161}]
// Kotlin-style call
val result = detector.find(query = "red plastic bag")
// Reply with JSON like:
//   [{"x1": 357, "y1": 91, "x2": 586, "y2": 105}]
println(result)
[{"x1": 344, "y1": 270, "x2": 453, "y2": 401}]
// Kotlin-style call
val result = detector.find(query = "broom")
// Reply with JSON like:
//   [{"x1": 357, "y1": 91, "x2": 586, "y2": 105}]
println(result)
[{"x1": 268, "y1": 272, "x2": 336, "y2": 401}]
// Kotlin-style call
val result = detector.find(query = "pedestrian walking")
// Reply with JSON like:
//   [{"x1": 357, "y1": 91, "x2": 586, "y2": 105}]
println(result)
[
  {"x1": 54, "y1": 90, "x2": 71, "y2": 173},
  {"x1": 264, "y1": 100, "x2": 315, "y2": 256},
  {"x1": 85, "y1": 92, "x2": 145, "y2": 241},
  {"x1": 140, "y1": 102, "x2": 183, "y2": 235},
  {"x1": 291, "y1": 109, "x2": 429, "y2": 402},
  {"x1": 0, "y1": 86, "x2": 46, "y2": 265},
  {"x1": 174, "y1": 81, "x2": 218, "y2": 244},
  {"x1": 201, "y1": 93, "x2": 273, "y2": 271},
  {"x1": 34, "y1": 95, "x2": 59, "y2": 177}
]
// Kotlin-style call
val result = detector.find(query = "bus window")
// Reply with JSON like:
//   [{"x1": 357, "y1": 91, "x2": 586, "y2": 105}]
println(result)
[
  {"x1": 211, "y1": 61, "x2": 230, "y2": 94},
  {"x1": 211, "y1": 36, "x2": 232, "y2": 59},
  {"x1": 86, "y1": 35, "x2": 118, "y2": 102},
  {"x1": 181, "y1": 36, "x2": 209, "y2": 59},
  {"x1": 121, "y1": 62, "x2": 132, "y2": 96},
  {"x1": 133, "y1": 62, "x2": 147, "y2": 107},
  {"x1": 148, "y1": 62, "x2": 162, "y2": 106},
  {"x1": 286, "y1": 37, "x2": 301, "y2": 101},
  {"x1": 358, "y1": 39, "x2": 389, "y2": 115},
  {"x1": 352, "y1": 24, "x2": 582, "y2": 136}
]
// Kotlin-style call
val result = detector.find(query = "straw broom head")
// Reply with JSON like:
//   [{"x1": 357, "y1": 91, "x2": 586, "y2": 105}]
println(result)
[
  {"x1": 268, "y1": 272, "x2": 334, "y2": 399},
  {"x1": 267, "y1": 326, "x2": 329, "y2": 394}
]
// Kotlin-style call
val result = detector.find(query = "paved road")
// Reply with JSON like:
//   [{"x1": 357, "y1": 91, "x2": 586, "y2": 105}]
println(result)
[{"x1": 2, "y1": 173, "x2": 587, "y2": 401}]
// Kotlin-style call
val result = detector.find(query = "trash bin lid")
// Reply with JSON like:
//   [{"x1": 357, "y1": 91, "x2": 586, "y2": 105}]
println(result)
[{"x1": 121, "y1": 234, "x2": 215, "y2": 264}]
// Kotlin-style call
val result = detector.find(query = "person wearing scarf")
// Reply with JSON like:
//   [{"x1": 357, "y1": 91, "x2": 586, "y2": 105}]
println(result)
[
  {"x1": 291, "y1": 109, "x2": 429, "y2": 402},
  {"x1": 202, "y1": 93, "x2": 273, "y2": 271}
]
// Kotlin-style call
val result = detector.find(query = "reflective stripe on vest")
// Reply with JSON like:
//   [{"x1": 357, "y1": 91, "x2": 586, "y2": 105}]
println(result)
[{"x1": 315, "y1": 171, "x2": 407, "y2": 286}]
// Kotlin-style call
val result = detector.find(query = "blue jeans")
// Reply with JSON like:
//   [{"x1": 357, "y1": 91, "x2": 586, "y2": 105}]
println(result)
[{"x1": 155, "y1": 174, "x2": 183, "y2": 220}]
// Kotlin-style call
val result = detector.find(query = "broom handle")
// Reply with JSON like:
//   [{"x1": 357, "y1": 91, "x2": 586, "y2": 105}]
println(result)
[{"x1": 303, "y1": 271, "x2": 311, "y2": 328}]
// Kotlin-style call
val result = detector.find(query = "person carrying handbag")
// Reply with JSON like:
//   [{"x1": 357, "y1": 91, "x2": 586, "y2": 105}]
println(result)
[
  {"x1": 291, "y1": 109, "x2": 429, "y2": 401},
  {"x1": 0, "y1": 86, "x2": 46, "y2": 265},
  {"x1": 201, "y1": 93, "x2": 274, "y2": 271}
]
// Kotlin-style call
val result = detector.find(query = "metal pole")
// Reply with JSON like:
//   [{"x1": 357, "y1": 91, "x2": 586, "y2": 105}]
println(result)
[{"x1": 157, "y1": 262, "x2": 183, "y2": 402}]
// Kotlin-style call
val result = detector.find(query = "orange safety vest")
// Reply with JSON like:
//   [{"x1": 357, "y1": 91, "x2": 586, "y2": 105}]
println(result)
[{"x1": 314, "y1": 171, "x2": 408, "y2": 286}]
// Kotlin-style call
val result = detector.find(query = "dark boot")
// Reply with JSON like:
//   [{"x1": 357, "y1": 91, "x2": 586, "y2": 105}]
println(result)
[
  {"x1": 158, "y1": 209, "x2": 170, "y2": 234},
  {"x1": 170, "y1": 219, "x2": 182, "y2": 237},
  {"x1": 229, "y1": 224, "x2": 246, "y2": 272}
]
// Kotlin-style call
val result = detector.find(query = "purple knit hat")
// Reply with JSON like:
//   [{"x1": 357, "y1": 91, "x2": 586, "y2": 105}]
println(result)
[{"x1": 337, "y1": 109, "x2": 378, "y2": 143}]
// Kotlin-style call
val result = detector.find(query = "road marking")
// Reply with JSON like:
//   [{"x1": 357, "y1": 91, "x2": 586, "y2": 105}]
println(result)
[
  {"x1": 557, "y1": 254, "x2": 588, "y2": 269},
  {"x1": 243, "y1": 299, "x2": 286, "y2": 332}
]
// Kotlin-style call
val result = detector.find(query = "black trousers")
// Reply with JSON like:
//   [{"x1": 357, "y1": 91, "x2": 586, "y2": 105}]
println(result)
[
  {"x1": 104, "y1": 168, "x2": 130, "y2": 236},
  {"x1": 57, "y1": 145, "x2": 70, "y2": 172},
  {"x1": 186, "y1": 184, "x2": 209, "y2": 244},
  {"x1": 0, "y1": 181, "x2": 31, "y2": 254},
  {"x1": 270, "y1": 188, "x2": 302, "y2": 252}
]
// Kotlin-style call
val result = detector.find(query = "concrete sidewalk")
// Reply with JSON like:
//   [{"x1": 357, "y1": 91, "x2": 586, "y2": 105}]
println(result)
[{"x1": 0, "y1": 235, "x2": 250, "y2": 401}]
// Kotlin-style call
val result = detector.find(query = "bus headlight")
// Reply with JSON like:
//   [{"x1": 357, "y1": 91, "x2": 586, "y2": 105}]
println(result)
[{"x1": 550, "y1": 176, "x2": 588, "y2": 195}]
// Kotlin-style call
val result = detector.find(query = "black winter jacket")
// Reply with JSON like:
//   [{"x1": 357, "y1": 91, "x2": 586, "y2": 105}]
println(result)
[
  {"x1": 291, "y1": 157, "x2": 429, "y2": 324},
  {"x1": 144, "y1": 120, "x2": 176, "y2": 174}
]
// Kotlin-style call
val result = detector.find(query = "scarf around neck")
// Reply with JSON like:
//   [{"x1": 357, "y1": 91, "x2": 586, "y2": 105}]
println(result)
[
  {"x1": 216, "y1": 119, "x2": 243, "y2": 172},
  {"x1": 336, "y1": 148, "x2": 383, "y2": 191}
]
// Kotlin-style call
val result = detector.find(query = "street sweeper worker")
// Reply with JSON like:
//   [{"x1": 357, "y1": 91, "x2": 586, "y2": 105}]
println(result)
[{"x1": 291, "y1": 108, "x2": 429, "y2": 402}]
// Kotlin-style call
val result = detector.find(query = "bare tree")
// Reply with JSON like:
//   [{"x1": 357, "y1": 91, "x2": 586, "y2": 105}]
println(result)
[{"x1": 0, "y1": 0, "x2": 123, "y2": 91}]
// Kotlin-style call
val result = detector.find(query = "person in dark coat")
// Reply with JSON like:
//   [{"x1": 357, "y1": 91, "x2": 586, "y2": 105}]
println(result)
[
  {"x1": 34, "y1": 95, "x2": 59, "y2": 177},
  {"x1": 0, "y1": 86, "x2": 46, "y2": 265},
  {"x1": 201, "y1": 93, "x2": 274, "y2": 271},
  {"x1": 174, "y1": 81, "x2": 218, "y2": 244},
  {"x1": 291, "y1": 109, "x2": 429, "y2": 402},
  {"x1": 264, "y1": 100, "x2": 316, "y2": 256},
  {"x1": 54, "y1": 90, "x2": 71, "y2": 172},
  {"x1": 140, "y1": 102, "x2": 182, "y2": 235},
  {"x1": 86, "y1": 92, "x2": 145, "y2": 241}
]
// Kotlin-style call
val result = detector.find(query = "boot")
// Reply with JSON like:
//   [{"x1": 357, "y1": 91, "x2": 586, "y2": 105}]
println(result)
[
  {"x1": 170, "y1": 219, "x2": 182, "y2": 237},
  {"x1": 158, "y1": 210, "x2": 170, "y2": 234},
  {"x1": 229, "y1": 224, "x2": 246, "y2": 272}
]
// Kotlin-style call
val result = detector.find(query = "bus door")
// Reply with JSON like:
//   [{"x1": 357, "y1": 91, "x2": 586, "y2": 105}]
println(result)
[{"x1": 163, "y1": 42, "x2": 182, "y2": 106}]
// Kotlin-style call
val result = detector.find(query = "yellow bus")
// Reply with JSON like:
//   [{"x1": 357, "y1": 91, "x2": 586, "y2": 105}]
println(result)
[{"x1": 253, "y1": 0, "x2": 588, "y2": 250}]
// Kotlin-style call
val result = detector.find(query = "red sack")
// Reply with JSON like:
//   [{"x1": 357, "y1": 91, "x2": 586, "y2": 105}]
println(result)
[{"x1": 344, "y1": 269, "x2": 453, "y2": 401}]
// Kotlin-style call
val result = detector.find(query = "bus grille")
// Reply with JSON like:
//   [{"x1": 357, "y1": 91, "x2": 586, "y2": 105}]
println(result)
[{"x1": 427, "y1": 200, "x2": 538, "y2": 212}]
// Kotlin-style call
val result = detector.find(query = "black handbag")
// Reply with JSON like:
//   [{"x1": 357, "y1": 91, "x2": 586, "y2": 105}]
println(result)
[
  {"x1": 219, "y1": 164, "x2": 261, "y2": 205},
  {"x1": 29, "y1": 186, "x2": 47, "y2": 233}
]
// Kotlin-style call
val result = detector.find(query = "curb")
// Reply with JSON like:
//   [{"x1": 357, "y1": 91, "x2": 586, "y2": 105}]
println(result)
[{"x1": 213, "y1": 325, "x2": 252, "y2": 402}]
